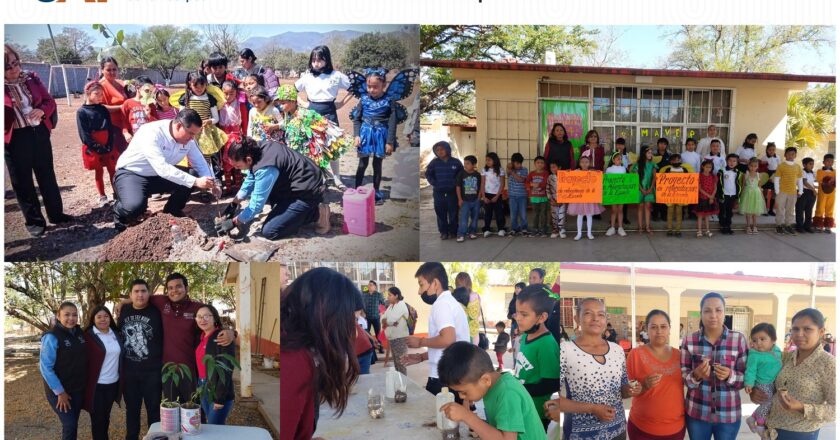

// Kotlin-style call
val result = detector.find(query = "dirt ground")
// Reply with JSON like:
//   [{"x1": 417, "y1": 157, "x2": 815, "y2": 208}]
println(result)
[
  {"x1": 4, "y1": 80, "x2": 419, "y2": 262},
  {"x1": 4, "y1": 335, "x2": 277, "y2": 440}
]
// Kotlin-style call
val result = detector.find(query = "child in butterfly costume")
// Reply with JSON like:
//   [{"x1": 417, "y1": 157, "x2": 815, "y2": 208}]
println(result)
[
  {"x1": 275, "y1": 84, "x2": 352, "y2": 172},
  {"x1": 347, "y1": 67, "x2": 418, "y2": 204}
]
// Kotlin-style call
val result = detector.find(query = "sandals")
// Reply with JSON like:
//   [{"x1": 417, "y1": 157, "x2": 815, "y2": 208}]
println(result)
[
  {"x1": 705, "y1": 230, "x2": 714, "y2": 238},
  {"x1": 697, "y1": 231, "x2": 703, "y2": 238}
]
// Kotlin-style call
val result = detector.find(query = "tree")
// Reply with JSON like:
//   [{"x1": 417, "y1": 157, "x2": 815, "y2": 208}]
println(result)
[
  {"x1": 4, "y1": 40, "x2": 37, "y2": 62},
  {"x1": 36, "y1": 27, "x2": 96, "y2": 64},
  {"x1": 580, "y1": 27, "x2": 629, "y2": 67},
  {"x1": 663, "y1": 26, "x2": 831, "y2": 72},
  {"x1": 262, "y1": 45, "x2": 309, "y2": 76},
  {"x1": 321, "y1": 35, "x2": 350, "y2": 70},
  {"x1": 797, "y1": 84, "x2": 836, "y2": 115},
  {"x1": 123, "y1": 26, "x2": 201, "y2": 82},
  {"x1": 786, "y1": 92, "x2": 832, "y2": 152},
  {"x1": 342, "y1": 32, "x2": 408, "y2": 72},
  {"x1": 4, "y1": 263, "x2": 232, "y2": 333},
  {"x1": 201, "y1": 25, "x2": 247, "y2": 65},
  {"x1": 420, "y1": 26, "x2": 598, "y2": 122}
]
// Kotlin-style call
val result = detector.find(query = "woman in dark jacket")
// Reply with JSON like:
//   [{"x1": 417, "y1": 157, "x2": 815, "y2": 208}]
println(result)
[
  {"x1": 4, "y1": 44, "x2": 72, "y2": 237},
  {"x1": 40, "y1": 302, "x2": 87, "y2": 440},
  {"x1": 83, "y1": 305, "x2": 124, "y2": 440},
  {"x1": 543, "y1": 123, "x2": 575, "y2": 171},
  {"x1": 195, "y1": 304, "x2": 236, "y2": 424}
]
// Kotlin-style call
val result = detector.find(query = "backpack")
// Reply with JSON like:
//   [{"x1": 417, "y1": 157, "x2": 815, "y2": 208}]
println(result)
[{"x1": 405, "y1": 302, "x2": 418, "y2": 335}]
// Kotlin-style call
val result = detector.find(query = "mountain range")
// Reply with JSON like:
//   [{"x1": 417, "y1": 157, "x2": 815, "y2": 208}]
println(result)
[{"x1": 241, "y1": 30, "x2": 368, "y2": 53}]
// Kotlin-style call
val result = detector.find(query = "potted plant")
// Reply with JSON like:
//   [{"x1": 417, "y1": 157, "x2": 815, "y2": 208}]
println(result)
[
  {"x1": 160, "y1": 362, "x2": 192, "y2": 433},
  {"x1": 181, "y1": 389, "x2": 202, "y2": 435},
  {"x1": 197, "y1": 352, "x2": 241, "y2": 425}
]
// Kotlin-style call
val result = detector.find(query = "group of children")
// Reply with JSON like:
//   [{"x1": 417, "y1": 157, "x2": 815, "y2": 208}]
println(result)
[
  {"x1": 427, "y1": 128, "x2": 836, "y2": 242},
  {"x1": 77, "y1": 46, "x2": 416, "y2": 209}
]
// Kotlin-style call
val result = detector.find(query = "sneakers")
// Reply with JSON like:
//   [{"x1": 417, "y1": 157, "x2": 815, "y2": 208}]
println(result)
[
  {"x1": 316, "y1": 203, "x2": 331, "y2": 234},
  {"x1": 484, "y1": 230, "x2": 492, "y2": 238},
  {"x1": 26, "y1": 224, "x2": 46, "y2": 237},
  {"x1": 617, "y1": 227, "x2": 627, "y2": 237},
  {"x1": 587, "y1": 233, "x2": 595, "y2": 240},
  {"x1": 559, "y1": 229, "x2": 567, "y2": 239},
  {"x1": 574, "y1": 233, "x2": 583, "y2": 241},
  {"x1": 767, "y1": 209, "x2": 776, "y2": 216},
  {"x1": 605, "y1": 227, "x2": 616, "y2": 236},
  {"x1": 469, "y1": 233, "x2": 478, "y2": 239},
  {"x1": 456, "y1": 236, "x2": 465, "y2": 242},
  {"x1": 498, "y1": 229, "x2": 506, "y2": 237},
  {"x1": 776, "y1": 225, "x2": 784, "y2": 234},
  {"x1": 785, "y1": 226, "x2": 798, "y2": 235},
  {"x1": 98, "y1": 195, "x2": 109, "y2": 207},
  {"x1": 550, "y1": 232, "x2": 559, "y2": 239}
]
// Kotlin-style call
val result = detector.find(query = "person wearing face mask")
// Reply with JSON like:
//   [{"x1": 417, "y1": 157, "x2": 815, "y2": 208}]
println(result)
[
  {"x1": 528, "y1": 268, "x2": 563, "y2": 345},
  {"x1": 513, "y1": 285, "x2": 560, "y2": 431},
  {"x1": 401, "y1": 262, "x2": 470, "y2": 402},
  {"x1": 680, "y1": 292, "x2": 748, "y2": 440}
]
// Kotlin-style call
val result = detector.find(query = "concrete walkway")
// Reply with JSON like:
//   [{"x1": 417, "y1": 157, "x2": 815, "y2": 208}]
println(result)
[
  {"x1": 250, "y1": 368, "x2": 280, "y2": 437},
  {"x1": 368, "y1": 341, "x2": 835, "y2": 439},
  {"x1": 420, "y1": 187, "x2": 835, "y2": 262}
]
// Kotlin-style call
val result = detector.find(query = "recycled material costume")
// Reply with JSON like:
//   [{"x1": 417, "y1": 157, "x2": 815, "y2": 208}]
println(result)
[
  {"x1": 276, "y1": 84, "x2": 352, "y2": 170},
  {"x1": 814, "y1": 166, "x2": 836, "y2": 229},
  {"x1": 346, "y1": 67, "x2": 418, "y2": 199}
]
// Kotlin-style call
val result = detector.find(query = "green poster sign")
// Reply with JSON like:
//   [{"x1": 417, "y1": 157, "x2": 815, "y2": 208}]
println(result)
[
  {"x1": 602, "y1": 173, "x2": 640, "y2": 205},
  {"x1": 540, "y1": 100, "x2": 589, "y2": 160}
]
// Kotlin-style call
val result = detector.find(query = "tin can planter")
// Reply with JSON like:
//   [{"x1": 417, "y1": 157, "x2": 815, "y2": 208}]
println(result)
[
  {"x1": 180, "y1": 405, "x2": 201, "y2": 435},
  {"x1": 159, "y1": 404, "x2": 180, "y2": 433}
]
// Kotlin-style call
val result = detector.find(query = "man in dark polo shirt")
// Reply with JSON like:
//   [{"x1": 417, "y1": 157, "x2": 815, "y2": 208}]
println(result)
[
  {"x1": 118, "y1": 279, "x2": 163, "y2": 440},
  {"x1": 119, "y1": 273, "x2": 235, "y2": 404}
]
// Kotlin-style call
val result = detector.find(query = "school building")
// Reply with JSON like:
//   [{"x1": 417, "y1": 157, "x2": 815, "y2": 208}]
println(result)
[
  {"x1": 422, "y1": 60, "x2": 836, "y2": 164},
  {"x1": 560, "y1": 263, "x2": 836, "y2": 348}
]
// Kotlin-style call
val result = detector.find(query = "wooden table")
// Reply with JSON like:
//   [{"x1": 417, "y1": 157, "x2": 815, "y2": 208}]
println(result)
[
  {"x1": 147, "y1": 422, "x2": 273, "y2": 439},
  {"x1": 314, "y1": 372, "x2": 467, "y2": 439}
]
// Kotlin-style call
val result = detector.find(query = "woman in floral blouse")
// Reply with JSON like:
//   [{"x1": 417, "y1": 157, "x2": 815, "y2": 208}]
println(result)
[
  {"x1": 680, "y1": 292, "x2": 748, "y2": 440},
  {"x1": 755, "y1": 308, "x2": 835, "y2": 440}
]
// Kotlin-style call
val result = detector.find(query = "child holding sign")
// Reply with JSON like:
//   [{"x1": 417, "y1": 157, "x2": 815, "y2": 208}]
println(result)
[
  {"x1": 658, "y1": 154, "x2": 695, "y2": 237},
  {"x1": 695, "y1": 159, "x2": 718, "y2": 238},
  {"x1": 631, "y1": 146, "x2": 656, "y2": 235},
  {"x1": 568, "y1": 150, "x2": 604, "y2": 240},
  {"x1": 605, "y1": 152, "x2": 628, "y2": 237}
]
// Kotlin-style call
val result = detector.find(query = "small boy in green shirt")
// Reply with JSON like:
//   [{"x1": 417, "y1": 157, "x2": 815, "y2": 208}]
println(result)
[
  {"x1": 438, "y1": 341, "x2": 545, "y2": 440},
  {"x1": 514, "y1": 284, "x2": 561, "y2": 430}
]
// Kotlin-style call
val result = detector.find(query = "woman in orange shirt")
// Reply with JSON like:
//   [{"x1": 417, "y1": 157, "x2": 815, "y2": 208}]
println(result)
[
  {"x1": 98, "y1": 57, "x2": 129, "y2": 153},
  {"x1": 626, "y1": 309, "x2": 686, "y2": 439}
]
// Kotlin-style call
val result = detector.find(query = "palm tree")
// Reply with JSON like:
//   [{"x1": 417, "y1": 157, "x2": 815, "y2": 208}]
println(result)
[{"x1": 786, "y1": 92, "x2": 832, "y2": 152}]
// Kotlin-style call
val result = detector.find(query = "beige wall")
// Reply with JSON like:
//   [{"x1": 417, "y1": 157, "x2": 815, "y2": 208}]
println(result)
[
  {"x1": 450, "y1": 67, "x2": 807, "y2": 162},
  {"x1": 250, "y1": 262, "x2": 281, "y2": 357}
]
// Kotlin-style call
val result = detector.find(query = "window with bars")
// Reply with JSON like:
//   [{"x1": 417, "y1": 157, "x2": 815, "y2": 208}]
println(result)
[
  {"x1": 486, "y1": 100, "x2": 539, "y2": 164},
  {"x1": 290, "y1": 262, "x2": 396, "y2": 293}
]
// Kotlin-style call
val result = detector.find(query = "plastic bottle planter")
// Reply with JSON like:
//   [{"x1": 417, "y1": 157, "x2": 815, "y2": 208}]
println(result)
[
  {"x1": 342, "y1": 185, "x2": 376, "y2": 236},
  {"x1": 181, "y1": 405, "x2": 201, "y2": 435}
]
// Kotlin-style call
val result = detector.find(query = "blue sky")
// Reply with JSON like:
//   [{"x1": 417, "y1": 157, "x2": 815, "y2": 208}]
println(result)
[
  {"x1": 587, "y1": 25, "x2": 835, "y2": 75},
  {"x1": 5, "y1": 24, "x2": 409, "y2": 51}
]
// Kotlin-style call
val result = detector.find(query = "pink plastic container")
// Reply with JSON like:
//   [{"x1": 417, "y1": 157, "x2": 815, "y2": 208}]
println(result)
[{"x1": 343, "y1": 185, "x2": 376, "y2": 236}]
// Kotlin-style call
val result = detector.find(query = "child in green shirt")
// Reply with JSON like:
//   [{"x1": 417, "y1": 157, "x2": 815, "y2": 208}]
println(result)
[
  {"x1": 438, "y1": 341, "x2": 545, "y2": 440},
  {"x1": 514, "y1": 284, "x2": 561, "y2": 430}
]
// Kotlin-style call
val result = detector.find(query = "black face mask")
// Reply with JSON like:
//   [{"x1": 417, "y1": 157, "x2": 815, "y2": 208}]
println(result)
[
  {"x1": 523, "y1": 322, "x2": 542, "y2": 334},
  {"x1": 421, "y1": 292, "x2": 437, "y2": 305}
]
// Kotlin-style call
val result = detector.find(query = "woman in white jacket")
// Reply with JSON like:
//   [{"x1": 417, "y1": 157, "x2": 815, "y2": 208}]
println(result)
[{"x1": 382, "y1": 287, "x2": 410, "y2": 375}]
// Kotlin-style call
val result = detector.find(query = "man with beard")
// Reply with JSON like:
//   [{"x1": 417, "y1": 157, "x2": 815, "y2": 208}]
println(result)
[
  {"x1": 401, "y1": 262, "x2": 470, "y2": 402},
  {"x1": 117, "y1": 279, "x2": 163, "y2": 440}
]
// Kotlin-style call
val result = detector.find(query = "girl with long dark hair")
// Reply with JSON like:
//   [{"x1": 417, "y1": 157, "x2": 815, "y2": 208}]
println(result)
[{"x1": 280, "y1": 267, "x2": 361, "y2": 440}]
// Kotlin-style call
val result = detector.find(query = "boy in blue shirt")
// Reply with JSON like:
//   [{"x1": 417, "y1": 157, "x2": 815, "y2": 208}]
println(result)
[
  {"x1": 506, "y1": 153, "x2": 529, "y2": 236},
  {"x1": 425, "y1": 141, "x2": 463, "y2": 240},
  {"x1": 438, "y1": 341, "x2": 545, "y2": 440}
]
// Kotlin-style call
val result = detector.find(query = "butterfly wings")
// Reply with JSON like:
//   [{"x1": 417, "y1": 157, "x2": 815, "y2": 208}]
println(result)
[
  {"x1": 384, "y1": 68, "x2": 418, "y2": 102},
  {"x1": 348, "y1": 68, "x2": 418, "y2": 124}
]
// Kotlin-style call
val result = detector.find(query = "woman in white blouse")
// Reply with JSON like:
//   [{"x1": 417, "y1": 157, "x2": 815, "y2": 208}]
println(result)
[
  {"x1": 83, "y1": 305, "x2": 124, "y2": 440},
  {"x1": 382, "y1": 286, "x2": 410, "y2": 375}
]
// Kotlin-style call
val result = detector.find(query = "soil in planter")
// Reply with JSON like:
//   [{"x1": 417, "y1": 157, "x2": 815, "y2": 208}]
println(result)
[{"x1": 101, "y1": 213, "x2": 200, "y2": 261}]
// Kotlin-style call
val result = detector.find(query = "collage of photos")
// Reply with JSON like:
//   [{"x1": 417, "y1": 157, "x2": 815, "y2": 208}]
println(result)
[{"x1": 0, "y1": 18, "x2": 836, "y2": 440}]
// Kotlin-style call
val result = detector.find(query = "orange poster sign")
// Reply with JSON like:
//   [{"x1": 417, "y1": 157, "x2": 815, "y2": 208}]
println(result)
[
  {"x1": 655, "y1": 173, "x2": 699, "y2": 204},
  {"x1": 556, "y1": 171, "x2": 603, "y2": 204}
]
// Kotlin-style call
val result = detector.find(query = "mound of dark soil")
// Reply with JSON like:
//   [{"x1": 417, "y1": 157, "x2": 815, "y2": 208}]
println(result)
[{"x1": 101, "y1": 213, "x2": 199, "y2": 261}]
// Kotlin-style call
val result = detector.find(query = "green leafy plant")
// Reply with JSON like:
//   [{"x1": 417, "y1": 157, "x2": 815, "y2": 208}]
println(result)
[
  {"x1": 198, "y1": 353, "x2": 241, "y2": 406},
  {"x1": 161, "y1": 362, "x2": 192, "y2": 408}
]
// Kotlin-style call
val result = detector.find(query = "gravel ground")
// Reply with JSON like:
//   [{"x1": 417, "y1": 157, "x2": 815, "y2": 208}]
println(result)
[
  {"x1": 4, "y1": 336, "x2": 277, "y2": 439},
  {"x1": 4, "y1": 79, "x2": 419, "y2": 262}
]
